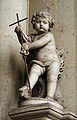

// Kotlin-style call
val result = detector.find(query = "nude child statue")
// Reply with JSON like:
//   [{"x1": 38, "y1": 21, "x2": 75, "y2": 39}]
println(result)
[{"x1": 15, "y1": 8, "x2": 60, "y2": 100}]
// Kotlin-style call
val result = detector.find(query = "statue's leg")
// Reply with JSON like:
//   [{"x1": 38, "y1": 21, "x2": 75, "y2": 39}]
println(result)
[
  {"x1": 29, "y1": 64, "x2": 45, "y2": 89},
  {"x1": 19, "y1": 64, "x2": 45, "y2": 98},
  {"x1": 47, "y1": 61, "x2": 59, "y2": 98}
]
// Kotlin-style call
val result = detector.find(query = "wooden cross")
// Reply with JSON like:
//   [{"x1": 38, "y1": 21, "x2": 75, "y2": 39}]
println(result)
[{"x1": 9, "y1": 13, "x2": 28, "y2": 27}]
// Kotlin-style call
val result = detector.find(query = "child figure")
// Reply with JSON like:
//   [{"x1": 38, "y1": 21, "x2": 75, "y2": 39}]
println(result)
[{"x1": 18, "y1": 8, "x2": 60, "y2": 99}]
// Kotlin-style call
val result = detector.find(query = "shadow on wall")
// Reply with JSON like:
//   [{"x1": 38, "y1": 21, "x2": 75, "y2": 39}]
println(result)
[
  {"x1": 0, "y1": 38, "x2": 25, "y2": 120},
  {"x1": 9, "y1": 50, "x2": 24, "y2": 104}
]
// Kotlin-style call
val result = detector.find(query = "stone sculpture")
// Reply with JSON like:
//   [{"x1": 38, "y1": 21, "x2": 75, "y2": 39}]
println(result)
[{"x1": 15, "y1": 8, "x2": 64, "y2": 105}]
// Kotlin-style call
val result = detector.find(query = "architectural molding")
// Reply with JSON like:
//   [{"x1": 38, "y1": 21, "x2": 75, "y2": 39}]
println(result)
[{"x1": 9, "y1": 99, "x2": 77, "y2": 120}]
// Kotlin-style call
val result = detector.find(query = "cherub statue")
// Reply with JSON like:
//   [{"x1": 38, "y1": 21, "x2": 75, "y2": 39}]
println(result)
[{"x1": 15, "y1": 8, "x2": 64, "y2": 103}]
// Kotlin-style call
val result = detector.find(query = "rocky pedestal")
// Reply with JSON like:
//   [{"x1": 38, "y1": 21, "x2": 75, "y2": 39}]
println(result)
[{"x1": 9, "y1": 98, "x2": 77, "y2": 120}]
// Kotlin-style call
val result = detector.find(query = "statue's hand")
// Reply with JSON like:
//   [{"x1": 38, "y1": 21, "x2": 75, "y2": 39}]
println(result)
[
  {"x1": 21, "y1": 43, "x2": 29, "y2": 51},
  {"x1": 20, "y1": 43, "x2": 29, "y2": 55},
  {"x1": 14, "y1": 25, "x2": 23, "y2": 33},
  {"x1": 20, "y1": 50, "x2": 29, "y2": 56}
]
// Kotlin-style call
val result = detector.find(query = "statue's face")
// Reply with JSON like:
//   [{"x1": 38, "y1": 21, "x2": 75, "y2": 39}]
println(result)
[{"x1": 35, "y1": 18, "x2": 49, "y2": 33}]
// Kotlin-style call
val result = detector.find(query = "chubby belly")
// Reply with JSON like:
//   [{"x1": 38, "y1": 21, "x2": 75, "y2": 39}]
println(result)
[{"x1": 34, "y1": 47, "x2": 59, "y2": 65}]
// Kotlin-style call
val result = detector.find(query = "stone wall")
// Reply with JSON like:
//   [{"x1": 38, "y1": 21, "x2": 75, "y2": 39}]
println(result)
[
  {"x1": 29, "y1": 0, "x2": 77, "y2": 114},
  {"x1": 0, "y1": 0, "x2": 27, "y2": 120},
  {"x1": 0, "y1": 0, "x2": 77, "y2": 120}
]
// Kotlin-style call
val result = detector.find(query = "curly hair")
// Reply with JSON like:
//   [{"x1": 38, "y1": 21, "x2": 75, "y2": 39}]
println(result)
[{"x1": 31, "y1": 8, "x2": 55, "y2": 30}]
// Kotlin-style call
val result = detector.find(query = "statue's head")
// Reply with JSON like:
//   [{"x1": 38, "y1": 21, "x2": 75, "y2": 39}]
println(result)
[{"x1": 31, "y1": 7, "x2": 55, "y2": 31}]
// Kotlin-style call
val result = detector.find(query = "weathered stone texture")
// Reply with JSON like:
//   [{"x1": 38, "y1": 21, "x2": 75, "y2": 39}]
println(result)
[
  {"x1": 0, "y1": 0, "x2": 77, "y2": 120},
  {"x1": 0, "y1": 0, "x2": 27, "y2": 120},
  {"x1": 29, "y1": 0, "x2": 77, "y2": 114}
]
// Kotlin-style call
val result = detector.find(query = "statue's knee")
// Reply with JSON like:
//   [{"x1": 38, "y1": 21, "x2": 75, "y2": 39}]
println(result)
[
  {"x1": 31, "y1": 68, "x2": 41, "y2": 77},
  {"x1": 32, "y1": 66, "x2": 45, "y2": 76}
]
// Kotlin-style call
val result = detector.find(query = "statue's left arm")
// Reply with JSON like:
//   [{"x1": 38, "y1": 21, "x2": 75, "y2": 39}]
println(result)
[{"x1": 21, "y1": 32, "x2": 53, "y2": 51}]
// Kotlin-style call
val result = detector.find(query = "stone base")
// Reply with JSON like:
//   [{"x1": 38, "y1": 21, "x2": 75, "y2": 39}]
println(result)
[
  {"x1": 18, "y1": 97, "x2": 63, "y2": 110},
  {"x1": 9, "y1": 98, "x2": 77, "y2": 120}
]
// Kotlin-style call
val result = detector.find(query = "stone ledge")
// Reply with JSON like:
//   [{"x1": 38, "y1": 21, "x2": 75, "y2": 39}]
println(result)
[
  {"x1": 9, "y1": 98, "x2": 77, "y2": 120},
  {"x1": 61, "y1": 111, "x2": 77, "y2": 120}
]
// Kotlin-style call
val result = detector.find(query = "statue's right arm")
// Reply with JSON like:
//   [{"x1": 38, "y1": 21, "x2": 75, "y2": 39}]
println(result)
[{"x1": 14, "y1": 26, "x2": 29, "y2": 45}]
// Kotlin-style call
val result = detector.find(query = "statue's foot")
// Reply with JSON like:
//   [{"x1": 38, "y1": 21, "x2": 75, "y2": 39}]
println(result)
[
  {"x1": 19, "y1": 86, "x2": 31, "y2": 98},
  {"x1": 46, "y1": 96, "x2": 62, "y2": 105},
  {"x1": 46, "y1": 96, "x2": 56, "y2": 102},
  {"x1": 46, "y1": 96, "x2": 65, "y2": 108}
]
